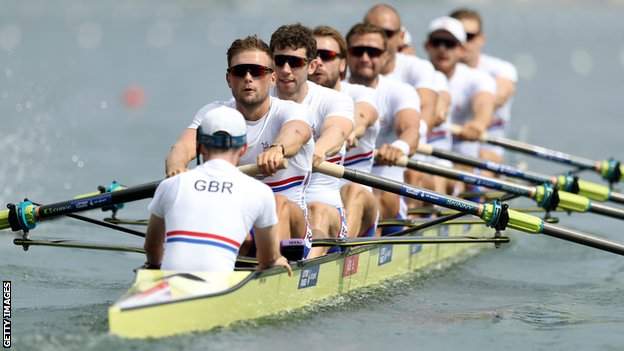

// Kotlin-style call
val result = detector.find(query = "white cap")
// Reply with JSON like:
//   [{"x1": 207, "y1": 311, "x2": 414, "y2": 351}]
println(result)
[
  {"x1": 198, "y1": 105, "x2": 247, "y2": 148},
  {"x1": 428, "y1": 16, "x2": 466, "y2": 44}
]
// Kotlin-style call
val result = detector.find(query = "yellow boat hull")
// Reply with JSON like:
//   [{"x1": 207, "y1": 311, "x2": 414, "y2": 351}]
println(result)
[{"x1": 109, "y1": 220, "x2": 498, "y2": 338}]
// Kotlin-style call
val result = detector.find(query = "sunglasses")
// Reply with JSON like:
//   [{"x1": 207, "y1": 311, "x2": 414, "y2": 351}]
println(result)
[
  {"x1": 429, "y1": 38, "x2": 459, "y2": 49},
  {"x1": 383, "y1": 28, "x2": 400, "y2": 38},
  {"x1": 227, "y1": 64, "x2": 273, "y2": 78},
  {"x1": 274, "y1": 55, "x2": 308, "y2": 68},
  {"x1": 317, "y1": 49, "x2": 342, "y2": 62},
  {"x1": 348, "y1": 46, "x2": 385, "y2": 58},
  {"x1": 466, "y1": 32, "x2": 480, "y2": 41}
]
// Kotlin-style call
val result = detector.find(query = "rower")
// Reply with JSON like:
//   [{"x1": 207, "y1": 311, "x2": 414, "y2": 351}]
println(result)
[
  {"x1": 423, "y1": 16, "x2": 495, "y2": 194},
  {"x1": 450, "y1": 8, "x2": 518, "y2": 164},
  {"x1": 345, "y1": 22, "x2": 421, "y2": 232},
  {"x1": 165, "y1": 35, "x2": 315, "y2": 258},
  {"x1": 269, "y1": 24, "x2": 354, "y2": 257},
  {"x1": 363, "y1": 4, "x2": 439, "y2": 208},
  {"x1": 144, "y1": 106, "x2": 291, "y2": 274},
  {"x1": 310, "y1": 25, "x2": 380, "y2": 238}
]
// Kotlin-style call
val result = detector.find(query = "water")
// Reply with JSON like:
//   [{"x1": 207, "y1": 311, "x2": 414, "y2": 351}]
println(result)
[{"x1": 2, "y1": 0, "x2": 624, "y2": 349}]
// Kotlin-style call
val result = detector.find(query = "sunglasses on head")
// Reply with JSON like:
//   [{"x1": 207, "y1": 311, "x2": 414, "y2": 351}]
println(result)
[
  {"x1": 383, "y1": 28, "x2": 400, "y2": 38},
  {"x1": 465, "y1": 32, "x2": 480, "y2": 42},
  {"x1": 317, "y1": 49, "x2": 342, "y2": 62},
  {"x1": 348, "y1": 46, "x2": 385, "y2": 58},
  {"x1": 227, "y1": 64, "x2": 274, "y2": 78},
  {"x1": 429, "y1": 37, "x2": 459, "y2": 49},
  {"x1": 274, "y1": 55, "x2": 308, "y2": 68}
]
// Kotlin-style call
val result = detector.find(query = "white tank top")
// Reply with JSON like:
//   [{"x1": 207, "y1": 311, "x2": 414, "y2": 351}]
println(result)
[
  {"x1": 148, "y1": 159, "x2": 278, "y2": 272},
  {"x1": 340, "y1": 81, "x2": 379, "y2": 172},
  {"x1": 299, "y1": 81, "x2": 354, "y2": 208},
  {"x1": 476, "y1": 53, "x2": 518, "y2": 130},
  {"x1": 189, "y1": 98, "x2": 314, "y2": 209}
]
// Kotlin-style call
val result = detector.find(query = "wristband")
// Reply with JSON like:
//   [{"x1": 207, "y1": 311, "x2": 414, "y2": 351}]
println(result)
[
  {"x1": 391, "y1": 139, "x2": 410, "y2": 156},
  {"x1": 269, "y1": 144, "x2": 285, "y2": 156}
]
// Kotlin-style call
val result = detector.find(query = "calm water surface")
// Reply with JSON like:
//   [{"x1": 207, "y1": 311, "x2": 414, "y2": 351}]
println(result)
[{"x1": 1, "y1": 1, "x2": 623, "y2": 350}]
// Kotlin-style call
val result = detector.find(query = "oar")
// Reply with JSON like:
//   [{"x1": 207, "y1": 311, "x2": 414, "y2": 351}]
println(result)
[
  {"x1": 0, "y1": 161, "x2": 285, "y2": 233},
  {"x1": 416, "y1": 144, "x2": 624, "y2": 205},
  {"x1": 313, "y1": 161, "x2": 624, "y2": 256},
  {"x1": 310, "y1": 235, "x2": 509, "y2": 247},
  {"x1": 397, "y1": 157, "x2": 624, "y2": 220},
  {"x1": 450, "y1": 124, "x2": 623, "y2": 184}
]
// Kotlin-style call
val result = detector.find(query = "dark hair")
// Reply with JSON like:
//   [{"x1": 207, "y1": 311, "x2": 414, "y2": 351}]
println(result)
[
  {"x1": 312, "y1": 25, "x2": 347, "y2": 58},
  {"x1": 450, "y1": 8, "x2": 483, "y2": 32},
  {"x1": 270, "y1": 23, "x2": 317, "y2": 61},
  {"x1": 346, "y1": 22, "x2": 387, "y2": 49},
  {"x1": 226, "y1": 35, "x2": 272, "y2": 67}
]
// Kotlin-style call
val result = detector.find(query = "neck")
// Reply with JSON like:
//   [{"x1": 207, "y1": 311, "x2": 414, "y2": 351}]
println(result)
[
  {"x1": 464, "y1": 53, "x2": 480, "y2": 68},
  {"x1": 349, "y1": 74, "x2": 379, "y2": 88},
  {"x1": 380, "y1": 52, "x2": 396, "y2": 75},
  {"x1": 278, "y1": 80, "x2": 309, "y2": 103},
  {"x1": 440, "y1": 64, "x2": 457, "y2": 79},
  {"x1": 201, "y1": 150, "x2": 239, "y2": 166},
  {"x1": 236, "y1": 97, "x2": 270, "y2": 122},
  {"x1": 333, "y1": 79, "x2": 342, "y2": 91}
]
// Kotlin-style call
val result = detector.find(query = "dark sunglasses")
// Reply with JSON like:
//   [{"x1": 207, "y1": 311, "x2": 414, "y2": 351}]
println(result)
[
  {"x1": 227, "y1": 64, "x2": 273, "y2": 78},
  {"x1": 348, "y1": 46, "x2": 384, "y2": 58},
  {"x1": 383, "y1": 28, "x2": 400, "y2": 38},
  {"x1": 274, "y1": 55, "x2": 308, "y2": 68},
  {"x1": 466, "y1": 32, "x2": 480, "y2": 41},
  {"x1": 317, "y1": 49, "x2": 342, "y2": 62},
  {"x1": 429, "y1": 37, "x2": 459, "y2": 49}
]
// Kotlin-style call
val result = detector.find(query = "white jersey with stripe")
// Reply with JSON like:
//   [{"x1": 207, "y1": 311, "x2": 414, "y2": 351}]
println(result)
[
  {"x1": 148, "y1": 159, "x2": 278, "y2": 272},
  {"x1": 299, "y1": 81, "x2": 354, "y2": 208},
  {"x1": 340, "y1": 81, "x2": 379, "y2": 172},
  {"x1": 384, "y1": 53, "x2": 437, "y2": 91},
  {"x1": 433, "y1": 70, "x2": 449, "y2": 93},
  {"x1": 189, "y1": 98, "x2": 314, "y2": 209},
  {"x1": 372, "y1": 76, "x2": 421, "y2": 183},
  {"x1": 476, "y1": 53, "x2": 518, "y2": 135}
]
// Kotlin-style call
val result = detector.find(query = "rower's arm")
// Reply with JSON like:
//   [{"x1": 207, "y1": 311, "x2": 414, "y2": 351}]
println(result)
[
  {"x1": 348, "y1": 102, "x2": 378, "y2": 149},
  {"x1": 394, "y1": 108, "x2": 421, "y2": 155},
  {"x1": 460, "y1": 91, "x2": 495, "y2": 140},
  {"x1": 257, "y1": 120, "x2": 311, "y2": 175},
  {"x1": 165, "y1": 128, "x2": 197, "y2": 177},
  {"x1": 416, "y1": 87, "x2": 436, "y2": 131},
  {"x1": 433, "y1": 91, "x2": 451, "y2": 128},
  {"x1": 314, "y1": 116, "x2": 353, "y2": 162},
  {"x1": 254, "y1": 225, "x2": 292, "y2": 276},
  {"x1": 494, "y1": 76, "x2": 515, "y2": 108},
  {"x1": 273, "y1": 120, "x2": 312, "y2": 157},
  {"x1": 144, "y1": 214, "x2": 165, "y2": 268}
]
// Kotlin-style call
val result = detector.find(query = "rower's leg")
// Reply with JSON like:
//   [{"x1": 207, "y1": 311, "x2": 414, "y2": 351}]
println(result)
[
  {"x1": 307, "y1": 202, "x2": 342, "y2": 258},
  {"x1": 479, "y1": 148, "x2": 504, "y2": 178},
  {"x1": 374, "y1": 190, "x2": 400, "y2": 220},
  {"x1": 404, "y1": 169, "x2": 426, "y2": 210},
  {"x1": 341, "y1": 183, "x2": 364, "y2": 238},
  {"x1": 275, "y1": 195, "x2": 295, "y2": 241},
  {"x1": 359, "y1": 190, "x2": 379, "y2": 237}
]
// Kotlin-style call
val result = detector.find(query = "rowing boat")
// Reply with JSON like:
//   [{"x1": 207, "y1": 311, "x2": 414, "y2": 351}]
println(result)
[{"x1": 108, "y1": 218, "x2": 498, "y2": 338}]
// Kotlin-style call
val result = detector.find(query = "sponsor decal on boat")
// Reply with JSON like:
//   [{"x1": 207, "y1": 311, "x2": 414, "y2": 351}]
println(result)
[
  {"x1": 342, "y1": 255, "x2": 359, "y2": 277},
  {"x1": 378, "y1": 245, "x2": 393, "y2": 265},
  {"x1": 298, "y1": 265, "x2": 320, "y2": 289},
  {"x1": 409, "y1": 244, "x2": 422, "y2": 255}
]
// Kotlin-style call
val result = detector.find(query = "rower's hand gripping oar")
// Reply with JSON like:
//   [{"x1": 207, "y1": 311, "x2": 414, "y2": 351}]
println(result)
[
  {"x1": 416, "y1": 143, "x2": 624, "y2": 205},
  {"x1": 0, "y1": 160, "x2": 288, "y2": 233},
  {"x1": 314, "y1": 161, "x2": 624, "y2": 256},
  {"x1": 395, "y1": 156, "x2": 624, "y2": 221},
  {"x1": 450, "y1": 124, "x2": 624, "y2": 186}
]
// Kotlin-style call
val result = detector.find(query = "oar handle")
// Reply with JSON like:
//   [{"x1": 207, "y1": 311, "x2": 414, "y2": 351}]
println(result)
[
  {"x1": 449, "y1": 123, "x2": 487, "y2": 142},
  {"x1": 238, "y1": 159, "x2": 288, "y2": 176}
]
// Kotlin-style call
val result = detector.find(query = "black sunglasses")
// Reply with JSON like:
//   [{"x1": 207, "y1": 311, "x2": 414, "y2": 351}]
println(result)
[
  {"x1": 348, "y1": 46, "x2": 385, "y2": 58},
  {"x1": 317, "y1": 49, "x2": 342, "y2": 62},
  {"x1": 227, "y1": 64, "x2": 273, "y2": 78},
  {"x1": 429, "y1": 37, "x2": 459, "y2": 49},
  {"x1": 383, "y1": 28, "x2": 400, "y2": 38},
  {"x1": 274, "y1": 55, "x2": 308, "y2": 68},
  {"x1": 466, "y1": 32, "x2": 480, "y2": 42}
]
